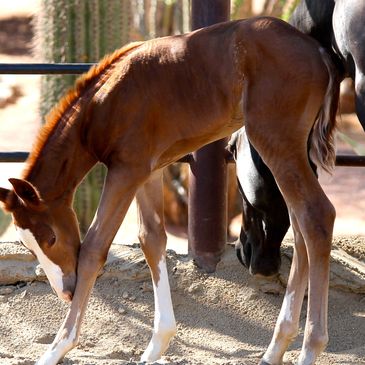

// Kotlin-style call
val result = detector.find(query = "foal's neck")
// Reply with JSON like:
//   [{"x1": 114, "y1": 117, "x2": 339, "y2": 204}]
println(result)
[
  {"x1": 24, "y1": 100, "x2": 97, "y2": 202},
  {"x1": 22, "y1": 43, "x2": 145, "y2": 203}
]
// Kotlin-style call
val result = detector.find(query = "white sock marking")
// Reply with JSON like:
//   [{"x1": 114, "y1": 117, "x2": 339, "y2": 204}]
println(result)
[
  {"x1": 141, "y1": 256, "x2": 176, "y2": 362},
  {"x1": 263, "y1": 290, "x2": 296, "y2": 363},
  {"x1": 36, "y1": 310, "x2": 81, "y2": 365},
  {"x1": 278, "y1": 290, "x2": 295, "y2": 323}
]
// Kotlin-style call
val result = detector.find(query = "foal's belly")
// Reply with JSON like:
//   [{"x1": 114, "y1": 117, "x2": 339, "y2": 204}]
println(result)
[{"x1": 154, "y1": 110, "x2": 244, "y2": 170}]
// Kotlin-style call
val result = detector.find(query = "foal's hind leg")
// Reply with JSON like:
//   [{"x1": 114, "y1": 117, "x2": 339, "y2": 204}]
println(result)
[
  {"x1": 245, "y1": 114, "x2": 335, "y2": 365},
  {"x1": 136, "y1": 170, "x2": 177, "y2": 362},
  {"x1": 260, "y1": 157, "x2": 334, "y2": 365},
  {"x1": 262, "y1": 212, "x2": 309, "y2": 363}
]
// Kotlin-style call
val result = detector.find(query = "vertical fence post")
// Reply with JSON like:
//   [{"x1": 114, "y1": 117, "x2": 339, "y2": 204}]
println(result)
[{"x1": 188, "y1": 0, "x2": 231, "y2": 273}]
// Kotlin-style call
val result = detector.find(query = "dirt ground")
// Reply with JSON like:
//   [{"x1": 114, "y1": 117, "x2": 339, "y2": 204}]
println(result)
[
  {"x1": 0, "y1": 240, "x2": 364, "y2": 365},
  {"x1": 0, "y1": 3, "x2": 365, "y2": 365}
]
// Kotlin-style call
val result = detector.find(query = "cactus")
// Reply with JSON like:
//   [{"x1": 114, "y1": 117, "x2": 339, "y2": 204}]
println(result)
[
  {"x1": 36, "y1": 0, "x2": 131, "y2": 116},
  {"x1": 35, "y1": 0, "x2": 131, "y2": 235},
  {"x1": 131, "y1": 0, "x2": 189, "y2": 40},
  {"x1": 231, "y1": 0, "x2": 299, "y2": 19},
  {"x1": 281, "y1": 0, "x2": 300, "y2": 21}
]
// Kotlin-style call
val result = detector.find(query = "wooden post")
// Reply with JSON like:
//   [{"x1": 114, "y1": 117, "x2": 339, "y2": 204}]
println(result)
[{"x1": 188, "y1": 0, "x2": 231, "y2": 273}]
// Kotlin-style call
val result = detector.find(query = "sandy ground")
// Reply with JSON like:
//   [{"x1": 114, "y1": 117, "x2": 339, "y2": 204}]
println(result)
[
  {"x1": 0, "y1": 3, "x2": 364, "y2": 365},
  {"x1": 0, "y1": 241, "x2": 365, "y2": 365}
]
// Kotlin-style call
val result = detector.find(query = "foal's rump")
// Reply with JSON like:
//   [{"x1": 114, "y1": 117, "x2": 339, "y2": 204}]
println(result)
[{"x1": 240, "y1": 27, "x2": 339, "y2": 174}]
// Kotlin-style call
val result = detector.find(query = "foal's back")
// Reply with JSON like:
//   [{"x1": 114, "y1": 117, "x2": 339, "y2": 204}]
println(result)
[{"x1": 86, "y1": 17, "x2": 328, "y2": 172}]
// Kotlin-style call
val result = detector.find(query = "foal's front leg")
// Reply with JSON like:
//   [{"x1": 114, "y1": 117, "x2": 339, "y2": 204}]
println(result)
[
  {"x1": 36, "y1": 166, "x2": 143, "y2": 365},
  {"x1": 136, "y1": 170, "x2": 177, "y2": 362}
]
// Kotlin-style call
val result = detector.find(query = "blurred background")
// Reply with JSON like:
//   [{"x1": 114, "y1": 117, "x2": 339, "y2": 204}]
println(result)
[{"x1": 0, "y1": 0, "x2": 364, "y2": 255}]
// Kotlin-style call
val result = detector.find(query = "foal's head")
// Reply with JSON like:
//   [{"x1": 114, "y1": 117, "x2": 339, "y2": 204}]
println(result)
[{"x1": 0, "y1": 178, "x2": 80, "y2": 302}]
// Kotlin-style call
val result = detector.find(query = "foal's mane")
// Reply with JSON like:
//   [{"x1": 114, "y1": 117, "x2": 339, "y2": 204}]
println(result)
[{"x1": 23, "y1": 41, "x2": 143, "y2": 179}]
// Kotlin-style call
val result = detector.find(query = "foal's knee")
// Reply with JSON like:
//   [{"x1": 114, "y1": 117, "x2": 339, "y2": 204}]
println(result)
[{"x1": 79, "y1": 244, "x2": 109, "y2": 273}]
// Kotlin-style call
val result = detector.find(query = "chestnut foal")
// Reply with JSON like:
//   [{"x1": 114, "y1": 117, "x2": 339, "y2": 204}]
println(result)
[{"x1": 0, "y1": 17, "x2": 339, "y2": 364}]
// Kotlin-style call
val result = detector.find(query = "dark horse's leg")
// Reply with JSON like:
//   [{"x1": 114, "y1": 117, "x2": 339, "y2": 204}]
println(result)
[
  {"x1": 333, "y1": 0, "x2": 365, "y2": 130},
  {"x1": 354, "y1": 74, "x2": 365, "y2": 127}
]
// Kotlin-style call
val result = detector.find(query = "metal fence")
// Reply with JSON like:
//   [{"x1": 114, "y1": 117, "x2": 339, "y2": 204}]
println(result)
[{"x1": 0, "y1": 62, "x2": 364, "y2": 166}]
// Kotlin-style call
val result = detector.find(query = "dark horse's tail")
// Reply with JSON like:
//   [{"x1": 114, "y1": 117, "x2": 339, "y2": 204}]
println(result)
[{"x1": 310, "y1": 48, "x2": 340, "y2": 173}]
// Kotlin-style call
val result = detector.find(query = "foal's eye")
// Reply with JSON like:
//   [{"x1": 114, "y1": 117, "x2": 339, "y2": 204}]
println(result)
[
  {"x1": 48, "y1": 235, "x2": 56, "y2": 246},
  {"x1": 34, "y1": 223, "x2": 56, "y2": 248}
]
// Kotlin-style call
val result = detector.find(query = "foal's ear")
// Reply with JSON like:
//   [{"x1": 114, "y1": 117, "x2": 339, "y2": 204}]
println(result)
[{"x1": 9, "y1": 178, "x2": 44, "y2": 210}]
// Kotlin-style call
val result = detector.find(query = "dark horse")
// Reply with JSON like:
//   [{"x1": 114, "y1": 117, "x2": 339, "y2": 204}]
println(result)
[
  {"x1": 0, "y1": 17, "x2": 338, "y2": 364},
  {"x1": 231, "y1": 0, "x2": 365, "y2": 277}
]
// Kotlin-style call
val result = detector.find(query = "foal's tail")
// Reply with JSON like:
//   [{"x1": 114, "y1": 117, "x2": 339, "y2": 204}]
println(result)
[{"x1": 309, "y1": 48, "x2": 340, "y2": 173}]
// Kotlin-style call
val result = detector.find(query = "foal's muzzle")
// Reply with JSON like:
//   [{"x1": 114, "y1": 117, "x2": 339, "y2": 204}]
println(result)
[{"x1": 55, "y1": 273, "x2": 76, "y2": 302}]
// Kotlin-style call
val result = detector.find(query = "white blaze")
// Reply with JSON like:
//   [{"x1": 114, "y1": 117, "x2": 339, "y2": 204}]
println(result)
[{"x1": 16, "y1": 227, "x2": 64, "y2": 297}]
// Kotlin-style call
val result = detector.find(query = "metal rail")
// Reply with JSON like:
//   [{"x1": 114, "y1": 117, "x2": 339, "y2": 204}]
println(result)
[
  {"x1": 0, "y1": 152, "x2": 29, "y2": 162},
  {"x1": 1, "y1": 56, "x2": 365, "y2": 274},
  {"x1": 0, "y1": 66, "x2": 191, "y2": 164},
  {"x1": 335, "y1": 155, "x2": 365, "y2": 166},
  {"x1": 1, "y1": 63, "x2": 364, "y2": 166},
  {"x1": 0, "y1": 63, "x2": 365, "y2": 167},
  {"x1": 0, "y1": 63, "x2": 94, "y2": 74},
  {"x1": 1, "y1": 151, "x2": 364, "y2": 167}
]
